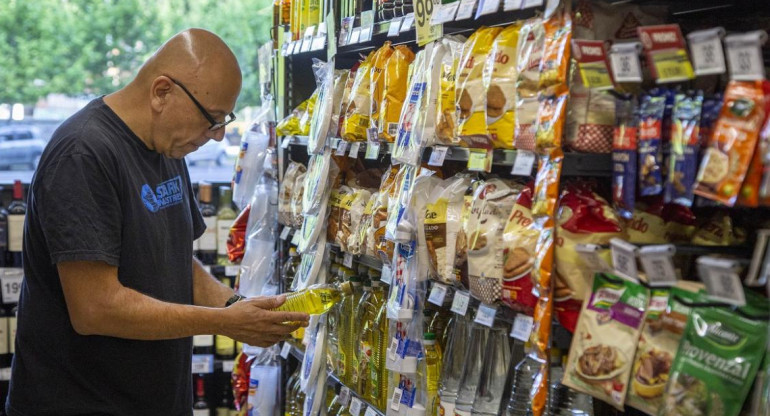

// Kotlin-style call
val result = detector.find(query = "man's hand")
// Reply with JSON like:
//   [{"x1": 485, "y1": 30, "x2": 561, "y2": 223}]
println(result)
[{"x1": 220, "y1": 295, "x2": 309, "y2": 347}]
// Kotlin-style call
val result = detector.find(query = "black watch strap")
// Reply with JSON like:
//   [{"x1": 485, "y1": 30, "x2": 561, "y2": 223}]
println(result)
[{"x1": 225, "y1": 294, "x2": 244, "y2": 307}]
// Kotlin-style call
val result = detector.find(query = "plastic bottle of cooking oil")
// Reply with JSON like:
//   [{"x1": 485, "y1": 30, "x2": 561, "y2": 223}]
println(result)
[
  {"x1": 424, "y1": 332, "x2": 442, "y2": 416},
  {"x1": 369, "y1": 296, "x2": 389, "y2": 409},
  {"x1": 272, "y1": 282, "x2": 352, "y2": 314},
  {"x1": 353, "y1": 278, "x2": 373, "y2": 395},
  {"x1": 338, "y1": 274, "x2": 363, "y2": 386}
]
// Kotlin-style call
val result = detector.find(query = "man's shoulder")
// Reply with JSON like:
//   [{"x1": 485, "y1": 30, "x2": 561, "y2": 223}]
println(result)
[{"x1": 46, "y1": 99, "x2": 125, "y2": 161}]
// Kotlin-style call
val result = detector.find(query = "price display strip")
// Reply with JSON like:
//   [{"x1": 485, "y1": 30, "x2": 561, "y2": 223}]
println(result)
[
  {"x1": 381, "y1": 264, "x2": 393, "y2": 285},
  {"x1": 639, "y1": 245, "x2": 678, "y2": 287},
  {"x1": 364, "y1": 406, "x2": 379, "y2": 416},
  {"x1": 191, "y1": 354, "x2": 214, "y2": 374},
  {"x1": 687, "y1": 27, "x2": 726, "y2": 76},
  {"x1": 349, "y1": 142, "x2": 361, "y2": 158},
  {"x1": 503, "y1": 0, "x2": 522, "y2": 11},
  {"x1": 571, "y1": 39, "x2": 613, "y2": 90},
  {"x1": 638, "y1": 24, "x2": 694, "y2": 83},
  {"x1": 609, "y1": 42, "x2": 643, "y2": 83},
  {"x1": 390, "y1": 388, "x2": 404, "y2": 411},
  {"x1": 454, "y1": 0, "x2": 476, "y2": 21},
  {"x1": 609, "y1": 238, "x2": 639, "y2": 282},
  {"x1": 431, "y1": 2, "x2": 459, "y2": 24},
  {"x1": 696, "y1": 256, "x2": 746, "y2": 307},
  {"x1": 339, "y1": 387, "x2": 352, "y2": 407},
  {"x1": 522, "y1": 0, "x2": 542, "y2": 7},
  {"x1": 222, "y1": 360, "x2": 235, "y2": 373},
  {"x1": 724, "y1": 30, "x2": 768, "y2": 81},
  {"x1": 349, "y1": 397, "x2": 364, "y2": 416},
  {"x1": 0, "y1": 268, "x2": 23, "y2": 305},
  {"x1": 326, "y1": 11, "x2": 337, "y2": 59},
  {"x1": 280, "y1": 226, "x2": 292, "y2": 240}
]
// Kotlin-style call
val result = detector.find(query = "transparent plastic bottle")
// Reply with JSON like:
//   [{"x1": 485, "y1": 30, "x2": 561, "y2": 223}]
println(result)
[
  {"x1": 505, "y1": 343, "x2": 543, "y2": 416},
  {"x1": 424, "y1": 332, "x2": 443, "y2": 416},
  {"x1": 338, "y1": 274, "x2": 363, "y2": 386},
  {"x1": 282, "y1": 247, "x2": 301, "y2": 289},
  {"x1": 438, "y1": 313, "x2": 472, "y2": 416},
  {"x1": 453, "y1": 322, "x2": 490, "y2": 416},
  {"x1": 353, "y1": 278, "x2": 373, "y2": 395},
  {"x1": 471, "y1": 323, "x2": 511, "y2": 415},
  {"x1": 369, "y1": 297, "x2": 389, "y2": 409},
  {"x1": 272, "y1": 282, "x2": 353, "y2": 314}
]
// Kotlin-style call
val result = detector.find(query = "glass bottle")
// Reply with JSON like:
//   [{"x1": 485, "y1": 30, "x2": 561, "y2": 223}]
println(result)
[
  {"x1": 7, "y1": 180, "x2": 25, "y2": 267},
  {"x1": 196, "y1": 182, "x2": 218, "y2": 265},
  {"x1": 471, "y1": 323, "x2": 511, "y2": 415},
  {"x1": 216, "y1": 186, "x2": 237, "y2": 266}
]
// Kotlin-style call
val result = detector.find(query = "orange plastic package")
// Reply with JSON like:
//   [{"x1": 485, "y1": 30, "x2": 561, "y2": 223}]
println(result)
[
  {"x1": 538, "y1": 11, "x2": 573, "y2": 91},
  {"x1": 694, "y1": 80, "x2": 768, "y2": 206},
  {"x1": 378, "y1": 45, "x2": 415, "y2": 142},
  {"x1": 369, "y1": 42, "x2": 395, "y2": 135}
]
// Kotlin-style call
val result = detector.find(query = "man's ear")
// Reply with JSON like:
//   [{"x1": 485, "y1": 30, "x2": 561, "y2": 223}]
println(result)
[{"x1": 150, "y1": 76, "x2": 174, "y2": 114}]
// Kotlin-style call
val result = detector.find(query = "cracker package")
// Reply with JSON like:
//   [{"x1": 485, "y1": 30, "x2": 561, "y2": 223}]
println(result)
[
  {"x1": 626, "y1": 283, "x2": 703, "y2": 416},
  {"x1": 435, "y1": 36, "x2": 466, "y2": 146},
  {"x1": 424, "y1": 174, "x2": 471, "y2": 286},
  {"x1": 665, "y1": 92, "x2": 703, "y2": 207},
  {"x1": 638, "y1": 90, "x2": 668, "y2": 196},
  {"x1": 694, "y1": 81, "x2": 769, "y2": 206},
  {"x1": 513, "y1": 19, "x2": 545, "y2": 151},
  {"x1": 342, "y1": 52, "x2": 375, "y2": 142},
  {"x1": 483, "y1": 23, "x2": 522, "y2": 149},
  {"x1": 466, "y1": 178, "x2": 522, "y2": 304},
  {"x1": 279, "y1": 162, "x2": 306, "y2": 226},
  {"x1": 455, "y1": 26, "x2": 503, "y2": 147},
  {"x1": 379, "y1": 45, "x2": 416, "y2": 142},
  {"x1": 369, "y1": 42, "x2": 396, "y2": 135},
  {"x1": 500, "y1": 184, "x2": 539, "y2": 315},
  {"x1": 562, "y1": 273, "x2": 649, "y2": 411}
]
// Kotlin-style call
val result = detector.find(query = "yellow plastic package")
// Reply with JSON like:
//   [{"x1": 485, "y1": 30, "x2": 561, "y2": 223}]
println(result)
[
  {"x1": 455, "y1": 27, "x2": 503, "y2": 148},
  {"x1": 378, "y1": 45, "x2": 415, "y2": 142},
  {"x1": 483, "y1": 23, "x2": 522, "y2": 149},
  {"x1": 369, "y1": 43, "x2": 395, "y2": 135},
  {"x1": 342, "y1": 52, "x2": 375, "y2": 142},
  {"x1": 435, "y1": 36, "x2": 465, "y2": 146}
]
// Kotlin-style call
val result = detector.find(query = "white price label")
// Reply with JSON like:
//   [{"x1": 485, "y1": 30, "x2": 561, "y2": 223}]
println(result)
[
  {"x1": 344, "y1": 252, "x2": 354, "y2": 268},
  {"x1": 428, "y1": 283, "x2": 448, "y2": 306},
  {"x1": 349, "y1": 27, "x2": 362, "y2": 44},
  {"x1": 290, "y1": 232, "x2": 301, "y2": 246},
  {"x1": 697, "y1": 257, "x2": 746, "y2": 306},
  {"x1": 339, "y1": 387, "x2": 352, "y2": 407},
  {"x1": 450, "y1": 291, "x2": 470, "y2": 316},
  {"x1": 575, "y1": 244, "x2": 611, "y2": 273},
  {"x1": 301, "y1": 26, "x2": 315, "y2": 53},
  {"x1": 291, "y1": 40, "x2": 302, "y2": 55},
  {"x1": 610, "y1": 43, "x2": 643, "y2": 83},
  {"x1": 365, "y1": 141, "x2": 381, "y2": 159},
  {"x1": 387, "y1": 17, "x2": 404, "y2": 36},
  {"x1": 191, "y1": 354, "x2": 214, "y2": 374},
  {"x1": 281, "y1": 136, "x2": 291, "y2": 148},
  {"x1": 222, "y1": 360, "x2": 235, "y2": 373},
  {"x1": 725, "y1": 31, "x2": 767, "y2": 81},
  {"x1": 364, "y1": 407, "x2": 379, "y2": 416},
  {"x1": 280, "y1": 342, "x2": 292, "y2": 359},
  {"x1": 474, "y1": 303, "x2": 497, "y2": 327},
  {"x1": 381, "y1": 265, "x2": 393, "y2": 285},
  {"x1": 348, "y1": 142, "x2": 361, "y2": 157},
  {"x1": 688, "y1": 28, "x2": 726, "y2": 76},
  {"x1": 400, "y1": 14, "x2": 415, "y2": 32},
  {"x1": 639, "y1": 245, "x2": 678, "y2": 287},
  {"x1": 610, "y1": 238, "x2": 639, "y2": 281},
  {"x1": 225, "y1": 266, "x2": 239, "y2": 277},
  {"x1": 391, "y1": 388, "x2": 404, "y2": 411},
  {"x1": 511, "y1": 150, "x2": 536, "y2": 176},
  {"x1": 0, "y1": 269, "x2": 23, "y2": 304},
  {"x1": 336, "y1": 140, "x2": 349, "y2": 156},
  {"x1": 522, "y1": 0, "x2": 542, "y2": 8},
  {"x1": 281, "y1": 43, "x2": 290, "y2": 56},
  {"x1": 360, "y1": 27, "x2": 373, "y2": 43},
  {"x1": 431, "y1": 2, "x2": 459, "y2": 24},
  {"x1": 280, "y1": 226, "x2": 292, "y2": 240},
  {"x1": 503, "y1": 0, "x2": 523, "y2": 11},
  {"x1": 350, "y1": 397, "x2": 363, "y2": 416},
  {"x1": 455, "y1": 0, "x2": 476, "y2": 20},
  {"x1": 388, "y1": 337, "x2": 399, "y2": 361},
  {"x1": 477, "y1": 0, "x2": 501, "y2": 16},
  {"x1": 311, "y1": 35, "x2": 326, "y2": 51},
  {"x1": 428, "y1": 146, "x2": 449, "y2": 166},
  {"x1": 510, "y1": 314, "x2": 534, "y2": 342}
]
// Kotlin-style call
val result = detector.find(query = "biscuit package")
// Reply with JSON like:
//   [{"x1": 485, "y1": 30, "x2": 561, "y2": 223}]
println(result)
[
  {"x1": 513, "y1": 19, "x2": 545, "y2": 151},
  {"x1": 372, "y1": 166, "x2": 400, "y2": 263},
  {"x1": 483, "y1": 23, "x2": 522, "y2": 149},
  {"x1": 350, "y1": 191, "x2": 378, "y2": 256},
  {"x1": 466, "y1": 178, "x2": 522, "y2": 304},
  {"x1": 455, "y1": 26, "x2": 503, "y2": 147},
  {"x1": 562, "y1": 273, "x2": 649, "y2": 411},
  {"x1": 500, "y1": 184, "x2": 539, "y2": 315},
  {"x1": 279, "y1": 162, "x2": 306, "y2": 226},
  {"x1": 369, "y1": 42, "x2": 396, "y2": 135},
  {"x1": 435, "y1": 36, "x2": 465, "y2": 146},
  {"x1": 612, "y1": 95, "x2": 640, "y2": 219},
  {"x1": 424, "y1": 174, "x2": 472, "y2": 286},
  {"x1": 538, "y1": 11, "x2": 572, "y2": 91},
  {"x1": 694, "y1": 81, "x2": 769, "y2": 206},
  {"x1": 379, "y1": 45, "x2": 416, "y2": 142},
  {"x1": 638, "y1": 90, "x2": 668, "y2": 196},
  {"x1": 664, "y1": 92, "x2": 703, "y2": 207},
  {"x1": 342, "y1": 52, "x2": 374, "y2": 142}
]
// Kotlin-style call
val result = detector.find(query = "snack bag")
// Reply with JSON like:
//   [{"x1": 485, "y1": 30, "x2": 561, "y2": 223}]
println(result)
[
  {"x1": 535, "y1": 93, "x2": 570, "y2": 151},
  {"x1": 625, "y1": 200, "x2": 667, "y2": 244},
  {"x1": 290, "y1": 171, "x2": 306, "y2": 227},
  {"x1": 483, "y1": 23, "x2": 522, "y2": 149},
  {"x1": 514, "y1": 18, "x2": 545, "y2": 151},
  {"x1": 661, "y1": 295, "x2": 769, "y2": 416},
  {"x1": 638, "y1": 90, "x2": 668, "y2": 196},
  {"x1": 350, "y1": 191, "x2": 378, "y2": 256},
  {"x1": 373, "y1": 166, "x2": 400, "y2": 263},
  {"x1": 691, "y1": 211, "x2": 744, "y2": 246},
  {"x1": 342, "y1": 52, "x2": 375, "y2": 142},
  {"x1": 276, "y1": 96, "x2": 314, "y2": 136},
  {"x1": 562, "y1": 273, "x2": 649, "y2": 411},
  {"x1": 298, "y1": 88, "x2": 320, "y2": 136},
  {"x1": 379, "y1": 45, "x2": 416, "y2": 142},
  {"x1": 435, "y1": 36, "x2": 466, "y2": 146},
  {"x1": 466, "y1": 179, "x2": 522, "y2": 304},
  {"x1": 661, "y1": 202, "x2": 696, "y2": 243},
  {"x1": 279, "y1": 162, "x2": 306, "y2": 226},
  {"x1": 626, "y1": 283, "x2": 703, "y2": 415},
  {"x1": 424, "y1": 174, "x2": 471, "y2": 286},
  {"x1": 455, "y1": 26, "x2": 504, "y2": 147},
  {"x1": 665, "y1": 92, "x2": 703, "y2": 207},
  {"x1": 370, "y1": 43, "x2": 396, "y2": 135},
  {"x1": 694, "y1": 81, "x2": 768, "y2": 206},
  {"x1": 538, "y1": 10, "x2": 573, "y2": 91},
  {"x1": 455, "y1": 177, "x2": 484, "y2": 290},
  {"x1": 327, "y1": 185, "x2": 349, "y2": 244},
  {"x1": 501, "y1": 184, "x2": 540, "y2": 315},
  {"x1": 566, "y1": 85, "x2": 616, "y2": 153}
]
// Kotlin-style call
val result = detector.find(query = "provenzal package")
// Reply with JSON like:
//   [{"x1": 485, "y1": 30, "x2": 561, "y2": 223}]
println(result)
[
  {"x1": 483, "y1": 23, "x2": 522, "y2": 149},
  {"x1": 664, "y1": 92, "x2": 703, "y2": 207},
  {"x1": 424, "y1": 174, "x2": 471, "y2": 286},
  {"x1": 612, "y1": 95, "x2": 639, "y2": 219},
  {"x1": 378, "y1": 45, "x2": 415, "y2": 142},
  {"x1": 563, "y1": 273, "x2": 649, "y2": 411},
  {"x1": 661, "y1": 294, "x2": 769, "y2": 416},
  {"x1": 435, "y1": 36, "x2": 466, "y2": 146}
]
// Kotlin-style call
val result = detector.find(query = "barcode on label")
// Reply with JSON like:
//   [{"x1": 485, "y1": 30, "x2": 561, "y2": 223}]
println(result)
[
  {"x1": 388, "y1": 337, "x2": 399, "y2": 361},
  {"x1": 339, "y1": 387, "x2": 351, "y2": 406},
  {"x1": 350, "y1": 397, "x2": 363, "y2": 416},
  {"x1": 391, "y1": 388, "x2": 403, "y2": 411}
]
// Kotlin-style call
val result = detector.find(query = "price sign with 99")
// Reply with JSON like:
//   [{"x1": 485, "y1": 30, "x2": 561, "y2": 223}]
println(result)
[{"x1": 415, "y1": 0, "x2": 433, "y2": 27}]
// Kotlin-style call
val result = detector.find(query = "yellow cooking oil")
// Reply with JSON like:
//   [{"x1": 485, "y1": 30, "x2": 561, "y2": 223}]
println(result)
[{"x1": 272, "y1": 282, "x2": 352, "y2": 314}]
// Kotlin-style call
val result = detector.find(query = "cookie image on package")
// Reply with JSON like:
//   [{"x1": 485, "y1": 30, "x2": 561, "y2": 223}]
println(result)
[
  {"x1": 503, "y1": 247, "x2": 532, "y2": 279},
  {"x1": 698, "y1": 148, "x2": 729, "y2": 186},
  {"x1": 458, "y1": 89, "x2": 472, "y2": 120},
  {"x1": 486, "y1": 85, "x2": 506, "y2": 119}
]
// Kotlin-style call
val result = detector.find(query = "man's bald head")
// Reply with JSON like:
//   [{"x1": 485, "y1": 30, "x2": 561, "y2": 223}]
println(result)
[{"x1": 107, "y1": 28, "x2": 242, "y2": 159}]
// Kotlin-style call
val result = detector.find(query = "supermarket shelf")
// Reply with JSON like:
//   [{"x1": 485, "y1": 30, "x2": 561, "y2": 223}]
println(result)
[{"x1": 598, "y1": 243, "x2": 755, "y2": 258}]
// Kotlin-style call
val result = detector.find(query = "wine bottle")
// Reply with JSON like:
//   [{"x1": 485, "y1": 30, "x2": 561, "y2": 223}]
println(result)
[
  {"x1": 7, "y1": 180, "x2": 26, "y2": 267},
  {"x1": 196, "y1": 183, "x2": 218, "y2": 265},
  {"x1": 0, "y1": 190, "x2": 8, "y2": 268},
  {"x1": 215, "y1": 378, "x2": 232, "y2": 416},
  {"x1": 216, "y1": 186, "x2": 237, "y2": 266},
  {"x1": 193, "y1": 374, "x2": 210, "y2": 416},
  {"x1": 193, "y1": 334, "x2": 214, "y2": 355}
]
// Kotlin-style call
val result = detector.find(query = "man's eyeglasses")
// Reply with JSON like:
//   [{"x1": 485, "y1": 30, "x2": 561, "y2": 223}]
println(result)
[{"x1": 168, "y1": 77, "x2": 236, "y2": 131}]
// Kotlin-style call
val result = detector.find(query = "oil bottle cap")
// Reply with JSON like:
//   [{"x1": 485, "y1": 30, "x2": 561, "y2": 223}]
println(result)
[
  {"x1": 423, "y1": 332, "x2": 436, "y2": 340},
  {"x1": 340, "y1": 282, "x2": 353, "y2": 296},
  {"x1": 289, "y1": 247, "x2": 298, "y2": 256}
]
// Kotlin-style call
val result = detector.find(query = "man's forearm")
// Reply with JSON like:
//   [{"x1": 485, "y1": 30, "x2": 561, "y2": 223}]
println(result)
[{"x1": 192, "y1": 257, "x2": 235, "y2": 308}]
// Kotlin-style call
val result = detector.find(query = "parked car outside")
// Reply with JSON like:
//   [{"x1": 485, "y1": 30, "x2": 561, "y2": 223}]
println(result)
[
  {"x1": 185, "y1": 139, "x2": 230, "y2": 166},
  {"x1": 0, "y1": 125, "x2": 47, "y2": 169}
]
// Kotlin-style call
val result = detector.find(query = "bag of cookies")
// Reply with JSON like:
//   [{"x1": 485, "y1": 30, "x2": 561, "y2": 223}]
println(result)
[
  {"x1": 373, "y1": 166, "x2": 400, "y2": 263},
  {"x1": 342, "y1": 52, "x2": 375, "y2": 142},
  {"x1": 501, "y1": 184, "x2": 540, "y2": 315},
  {"x1": 350, "y1": 191, "x2": 378, "y2": 256},
  {"x1": 665, "y1": 92, "x2": 703, "y2": 207},
  {"x1": 435, "y1": 36, "x2": 466, "y2": 146},
  {"x1": 424, "y1": 174, "x2": 472, "y2": 286},
  {"x1": 369, "y1": 42, "x2": 396, "y2": 136},
  {"x1": 279, "y1": 162, "x2": 306, "y2": 226},
  {"x1": 378, "y1": 45, "x2": 415, "y2": 142},
  {"x1": 638, "y1": 90, "x2": 668, "y2": 197},
  {"x1": 483, "y1": 23, "x2": 522, "y2": 149},
  {"x1": 562, "y1": 272, "x2": 649, "y2": 411},
  {"x1": 466, "y1": 178, "x2": 523, "y2": 304},
  {"x1": 513, "y1": 18, "x2": 545, "y2": 151},
  {"x1": 455, "y1": 26, "x2": 503, "y2": 148}
]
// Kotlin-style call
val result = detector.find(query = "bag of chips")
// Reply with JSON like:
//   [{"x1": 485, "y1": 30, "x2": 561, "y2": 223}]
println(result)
[
  {"x1": 483, "y1": 23, "x2": 522, "y2": 149},
  {"x1": 378, "y1": 45, "x2": 416, "y2": 142}
]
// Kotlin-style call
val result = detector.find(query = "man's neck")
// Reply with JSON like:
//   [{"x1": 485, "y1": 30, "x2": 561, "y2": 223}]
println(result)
[{"x1": 103, "y1": 88, "x2": 155, "y2": 151}]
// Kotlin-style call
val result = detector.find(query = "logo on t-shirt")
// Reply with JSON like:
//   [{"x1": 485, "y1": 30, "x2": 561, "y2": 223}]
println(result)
[{"x1": 141, "y1": 175, "x2": 184, "y2": 213}]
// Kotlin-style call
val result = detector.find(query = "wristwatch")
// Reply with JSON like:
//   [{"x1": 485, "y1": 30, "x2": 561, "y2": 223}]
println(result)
[{"x1": 225, "y1": 294, "x2": 244, "y2": 307}]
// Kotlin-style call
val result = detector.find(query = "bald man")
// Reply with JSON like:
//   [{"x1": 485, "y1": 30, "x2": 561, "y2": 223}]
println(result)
[{"x1": 6, "y1": 29, "x2": 308, "y2": 415}]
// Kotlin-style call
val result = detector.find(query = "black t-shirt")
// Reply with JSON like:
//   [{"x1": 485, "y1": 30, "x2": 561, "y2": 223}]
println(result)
[{"x1": 6, "y1": 97, "x2": 206, "y2": 416}]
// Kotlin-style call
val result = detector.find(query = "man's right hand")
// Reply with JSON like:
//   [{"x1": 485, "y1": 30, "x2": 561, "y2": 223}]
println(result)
[{"x1": 220, "y1": 295, "x2": 310, "y2": 347}]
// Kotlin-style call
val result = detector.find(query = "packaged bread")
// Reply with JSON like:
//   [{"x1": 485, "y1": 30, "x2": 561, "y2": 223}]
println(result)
[
  {"x1": 424, "y1": 174, "x2": 472, "y2": 286},
  {"x1": 372, "y1": 166, "x2": 400, "y2": 263},
  {"x1": 466, "y1": 178, "x2": 522, "y2": 304},
  {"x1": 414, "y1": 41, "x2": 448, "y2": 151},
  {"x1": 369, "y1": 43, "x2": 396, "y2": 135},
  {"x1": 483, "y1": 23, "x2": 522, "y2": 149},
  {"x1": 342, "y1": 52, "x2": 375, "y2": 142},
  {"x1": 290, "y1": 171, "x2": 307, "y2": 227},
  {"x1": 337, "y1": 187, "x2": 373, "y2": 252},
  {"x1": 435, "y1": 36, "x2": 466, "y2": 146},
  {"x1": 455, "y1": 27, "x2": 503, "y2": 148},
  {"x1": 350, "y1": 191, "x2": 379, "y2": 256},
  {"x1": 327, "y1": 185, "x2": 354, "y2": 246},
  {"x1": 329, "y1": 70, "x2": 350, "y2": 142},
  {"x1": 279, "y1": 162, "x2": 306, "y2": 226},
  {"x1": 337, "y1": 63, "x2": 359, "y2": 137},
  {"x1": 378, "y1": 45, "x2": 415, "y2": 142},
  {"x1": 500, "y1": 184, "x2": 539, "y2": 315},
  {"x1": 455, "y1": 177, "x2": 485, "y2": 290}
]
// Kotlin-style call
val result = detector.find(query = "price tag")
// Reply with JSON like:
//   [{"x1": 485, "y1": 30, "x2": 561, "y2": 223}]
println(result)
[
  {"x1": 364, "y1": 407, "x2": 379, "y2": 416},
  {"x1": 454, "y1": 0, "x2": 476, "y2": 20},
  {"x1": 339, "y1": 16, "x2": 355, "y2": 46},
  {"x1": 428, "y1": 283, "x2": 448, "y2": 306},
  {"x1": 387, "y1": 17, "x2": 403, "y2": 36},
  {"x1": 360, "y1": 27, "x2": 373, "y2": 43},
  {"x1": 467, "y1": 149, "x2": 490, "y2": 172},
  {"x1": 349, "y1": 27, "x2": 362, "y2": 44},
  {"x1": 725, "y1": 31, "x2": 767, "y2": 81},
  {"x1": 311, "y1": 35, "x2": 327, "y2": 51},
  {"x1": 510, "y1": 314, "x2": 534, "y2": 342},
  {"x1": 290, "y1": 232, "x2": 301, "y2": 246},
  {"x1": 609, "y1": 42, "x2": 643, "y2": 83},
  {"x1": 610, "y1": 238, "x2": 639, "y2": 281},
  {"x1": 222, "y1": 360, "x2": 235, "y2": 373},
  {"x1": 280, "y1": 226, "x2": 292, "y2": 240},
  {"x1": 522, "y1": 0, "x2": 542, "y2": 7},
  {"x1": 697, "y1": 257, "x2": 746, "y2": 306},
  {"x1": 301, "y1": 26, "x2": 316, "y2": 53},
  {"x1": 638, "y1": 25, "x2": 694, "y2": 83},
  {"x1": 339, "y1": 387, "x2": 352, "y2": 407},
  {"x1": 503, "y1": 0, "x2": 523, "y2": 11},
  {"x1": 281, "y1": 42, "x2": 290, "y2": 56},
  {"x1": 474, "y1": 303, "x2": 497, "y2": 327},
  {"x1": 391, "y1": 388, "x2": 404, "y2": 411},
  {"x1": 432, "y1": 2, "x2": 459, "y2": 24},
  {"x1": 380, "y1": 264, "x2": 393, "y2": 285},
  {"x1": 281, "y1": 136, "x2": 291, "y2": 148},
  {"x1": 572, "y1": 39, "x2": 613, "y2": 90},
  {"x1": 511, "y1": 150, "x2": 536, "y2": 176},
  {"x1": 476, "y1": 0, "x2": 500, "y2": 17},
  {"x1": 639, "y1": 245, "x2": 678, "y2": 287},
  {"x1": 400, "y1": 13, "x2": 415, "y2": 32},
  {"x1": 0, "y1": 368, "x2": 12, "y2": 381},
  {"x1": 687, "y1": 27, "x2": 726, "y2": 76},
  {"x1": 291, "y1": 40, "x2": 302, "y2": 55},
  {"x1": 0, "y1": 269, "x2": 23, "y2": 304},
  {"x1": 575, "y1": 244, "x2": 611, "y2": 273},
  {"x1": 225, "y1": 266, "x2": 239, "y2": 277},
  {"x1": 360, "y1": 10, "x2": 375, "y2": 42},
  {"x1": 450, "y1": 291, "x2": 470, "y2": 316},
  {"x1": 191, "y1": 354, "x2": 214, "y2": 374},
  {"x1": 365, "y1": 141, "x2": 381, "y2": 159},
  {"x1": 336, "y1": 140, "x2": 349, "y2": 156},
  {"x1": 280, "y1": 342, "x2": 292, "y2": 359},
  {"x1": 344, "y1": 252, "x2": 354, "y2": 268},
  {"x1": 416, "y1": 0, "x2": 443, "y2": 46},
  {"x1": 428, "y1": 146, "x2": 449, "y2": 166},
  {"x1": 327, "y1": 11, "x2": 338, "y2": 58},
  {"x1": 350, "y1": 397, "x2": 363, "y2": 416},
  {"x1": 388, "y1": 337, "x2": 399, "y2": 361},
  {"x1": 348, "y1": 142, "x2": 361, "y2": 157}
]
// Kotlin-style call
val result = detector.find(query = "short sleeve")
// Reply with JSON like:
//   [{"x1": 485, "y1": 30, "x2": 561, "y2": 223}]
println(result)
[
  {"x1": 183, "y1": 162, "x2": 206, "y2": 241},
  {"x1": 36, "y1": 153, "x2": 123, "y2": 266}
]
